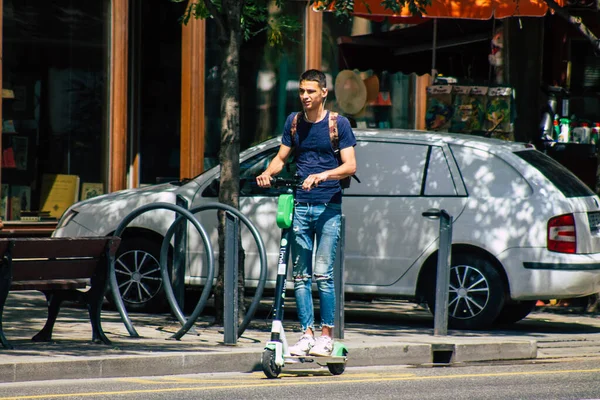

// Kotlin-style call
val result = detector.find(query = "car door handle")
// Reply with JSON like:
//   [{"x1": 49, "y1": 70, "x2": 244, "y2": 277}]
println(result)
[{"x1": 422, "y1": 208, "x2": 451, "y2": 220}]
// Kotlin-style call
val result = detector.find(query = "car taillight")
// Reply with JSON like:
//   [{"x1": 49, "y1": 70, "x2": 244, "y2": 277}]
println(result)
[{"x1": 548, "y1": 214, "x2": 576, "y2": 254}]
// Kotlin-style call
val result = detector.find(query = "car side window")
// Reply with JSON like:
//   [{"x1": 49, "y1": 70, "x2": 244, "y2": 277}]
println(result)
[
  {"x1": 424, "y1": 146, "x2": 458, "y2": 196},
  {"x1": 202, "y1": 147, "x2": 297, "y2": 197},
  {"x1": 450, "y1": 145, "x2": 532, "y2": 198},
  {"x1": 344, "y1": 141, "x2": 427, "y2": 196}
]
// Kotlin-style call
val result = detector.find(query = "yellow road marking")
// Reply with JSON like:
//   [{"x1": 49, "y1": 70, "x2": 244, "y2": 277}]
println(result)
[
  {"x1": 2, "y1": 368, "x2": 600, "y2": 399},
  {"x1": 117, "y1": 372, "x2": 416, "y2": 385}
]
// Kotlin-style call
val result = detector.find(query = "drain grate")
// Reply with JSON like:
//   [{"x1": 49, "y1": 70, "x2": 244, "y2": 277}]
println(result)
[{"x1": 432, "y1": 343, "x2": 455, "y2": 364}]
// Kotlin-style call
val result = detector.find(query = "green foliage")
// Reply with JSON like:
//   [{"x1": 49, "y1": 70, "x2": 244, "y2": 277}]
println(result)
[
  {"x1": 266, "y1": 15, "x2": 302, "y2": 47},
  {"x1": 312, "y1": 0, "x2": 354, "y2": 22},
  {"x1": 170, "y1": 0, "x2": 301, "y2": 47},
  {"x1": 171, "y1": 0, "x2": 432, "y2": 47},
  {"x1": 170, "y1": 0, "x2": 212, "y2": 25}
]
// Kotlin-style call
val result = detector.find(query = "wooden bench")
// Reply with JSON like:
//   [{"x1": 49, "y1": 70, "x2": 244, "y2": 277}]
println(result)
[{"x1": 0, "y1": 236, "x2": 121, "y2": 349}]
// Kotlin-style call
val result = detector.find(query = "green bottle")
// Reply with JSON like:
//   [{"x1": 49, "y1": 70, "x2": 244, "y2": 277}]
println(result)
[
  {"x1": 558, "y1": 117, "x2": 571, "y2": 142},
  {"x1": 553, "y1": 115, "x2": 561, "y2": 141}
]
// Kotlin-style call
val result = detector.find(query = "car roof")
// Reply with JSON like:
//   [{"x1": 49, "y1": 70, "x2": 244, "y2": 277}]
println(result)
[
  {"x1": 353, "y1": 129, "x2": 531, "y2": 153},
  {"x1": 242, "y1": 129, "x2": 532, "y2": 158}
]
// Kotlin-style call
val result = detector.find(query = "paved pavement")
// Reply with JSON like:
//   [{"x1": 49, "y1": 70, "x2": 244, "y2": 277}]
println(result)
[{"x1": 1, "y1": 291, "x2": 599, "y2": 383}]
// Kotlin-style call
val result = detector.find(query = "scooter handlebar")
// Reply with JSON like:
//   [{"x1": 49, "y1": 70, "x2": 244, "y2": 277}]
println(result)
[{"x1": 270, "y1": 176, "x2": 304, "y2": 188}]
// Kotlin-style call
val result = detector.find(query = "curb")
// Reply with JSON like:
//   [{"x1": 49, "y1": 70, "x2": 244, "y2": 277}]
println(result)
[{"x1": 0, "y1": 340, "x2": 537, "y2": 383}]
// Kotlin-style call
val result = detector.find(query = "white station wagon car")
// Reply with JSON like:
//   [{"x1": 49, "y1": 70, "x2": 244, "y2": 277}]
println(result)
[{"x1": 53, "y1": 130, "x2": 600, "y2": 329}]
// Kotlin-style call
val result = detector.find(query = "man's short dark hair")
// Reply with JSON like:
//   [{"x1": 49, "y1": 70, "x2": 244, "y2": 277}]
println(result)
[{"x1": 300, "y1": 69, "x2": 327, "y2": 89}]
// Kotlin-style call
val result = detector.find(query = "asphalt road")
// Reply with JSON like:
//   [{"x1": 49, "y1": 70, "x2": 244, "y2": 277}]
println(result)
[{"x1": 2, "y1": 358, "x2": 600, "y2": 400}]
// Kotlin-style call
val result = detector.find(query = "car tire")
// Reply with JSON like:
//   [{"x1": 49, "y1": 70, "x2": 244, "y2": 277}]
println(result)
[
  {"x1": 426, "y1": 253, "x2": 505, "y2": 330},
  {"x1": 494, "y1": 300, "x2": 537, "y2": 325},
  {"x1": 109, "y1": 236, "x2": 171, "y2": 313}
]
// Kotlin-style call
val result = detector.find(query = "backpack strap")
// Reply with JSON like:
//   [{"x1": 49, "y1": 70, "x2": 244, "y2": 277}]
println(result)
[
  {"x1": 292, "y1": 110, "x2": 343, "y2": 156},
  {"x1": 329, "y1": 111, "x2": 360, "y2": 184},
  {"x1": 328, "y1": 111, "x2": 339, "y2": 152},
  {"x1": 290, "y1": 111, "x2": 302, "y2": 146}
]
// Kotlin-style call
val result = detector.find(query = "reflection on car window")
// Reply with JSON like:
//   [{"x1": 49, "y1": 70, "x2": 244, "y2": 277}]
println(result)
[
  {"x1": 451, "y1": 145, "x2": 532, "y2": 198},
  {"x1": 344, "y1": 141, "x2": 427, "y2": 196},
  {"x1": 425, "y1": 146, "x2": 457, "y2": 196},
  {"x1": 515, "y1": 149, "x2": 595, "y2": 198},
  {"x1": 202, "y1": 147, "x2": 297, "y2": 197}
]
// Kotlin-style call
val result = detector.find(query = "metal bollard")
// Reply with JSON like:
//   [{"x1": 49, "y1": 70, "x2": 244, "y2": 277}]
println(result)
[
  {"x1": 422, "y1": 209, "x2": 453, "y2": 336},
  {"x1": 223, "y1": 211, "x2": 239, "y2": 345},
  {"x1": 334, "y1": 215, "x2": 346, "y2": 340},
  {"x1": 173, "y1": 195, "x2": 189, "y2": 310}
]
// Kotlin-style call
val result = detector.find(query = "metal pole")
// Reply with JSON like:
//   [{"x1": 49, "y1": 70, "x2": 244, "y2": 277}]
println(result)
[
  {"x1": 173, "y1": 195, "x2": 188, "y2": 310},
  {"x1": 431, "y1": 18, "x2": 438, "y2": 81},
  {"x1": 334, "y1": 215, "x2": 345, "y2": 340},
  {"x1": 433, "y1": 210, "x2": 453, "y2": 336},
  {"x1": 223, "y1": 211, "x2": 239, "y2": 345}
]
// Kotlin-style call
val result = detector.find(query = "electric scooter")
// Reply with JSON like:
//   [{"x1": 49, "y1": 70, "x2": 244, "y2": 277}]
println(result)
[{"x1": 261, "y1": 176, "x2": 348, "y2": 379}]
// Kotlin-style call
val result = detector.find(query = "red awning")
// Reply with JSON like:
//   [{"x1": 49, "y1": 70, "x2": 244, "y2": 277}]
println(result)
[{"x1": 319, "y1": 0, "x2": 565, "y2": 22}]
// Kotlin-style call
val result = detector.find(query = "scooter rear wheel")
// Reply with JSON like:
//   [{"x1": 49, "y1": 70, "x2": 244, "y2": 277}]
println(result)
[{"x1": 261, "y1": 349, "x2": 281, "y2": 379}]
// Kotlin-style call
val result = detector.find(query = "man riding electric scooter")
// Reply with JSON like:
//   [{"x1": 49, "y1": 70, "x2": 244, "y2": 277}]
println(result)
[{"x1": 256, "y1": 69, "x2": 357, "y2": 373}]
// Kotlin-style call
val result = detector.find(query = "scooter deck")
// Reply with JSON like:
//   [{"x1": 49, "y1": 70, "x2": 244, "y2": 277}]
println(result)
[{"x1": 284, "y1": 355, "x2": 347, "y2": 364}]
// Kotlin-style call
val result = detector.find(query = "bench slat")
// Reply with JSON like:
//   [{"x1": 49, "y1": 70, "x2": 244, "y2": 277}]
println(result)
[
  {"x1": 7, "y1": 237, "x2": 115, "y2": 259},
  {"x1": 11, "y1": 260, "x2": 98, "y2": 281},
  {"x1": 11, "y1": 279, "x2": 88, "y2": 291}
]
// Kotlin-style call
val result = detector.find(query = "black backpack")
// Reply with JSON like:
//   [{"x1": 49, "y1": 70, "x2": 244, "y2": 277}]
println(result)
[{"x1": 290, "y1": 111, "x2": 359, "y2": 189}]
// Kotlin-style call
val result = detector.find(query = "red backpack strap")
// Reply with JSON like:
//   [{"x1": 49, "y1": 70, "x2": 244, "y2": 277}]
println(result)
[
  {"x1": 329, "y1": 111, "x2": 339, "y2": 151},
  {"x1": 290, "y1": 112, "x2": 302, "y2": 145}
]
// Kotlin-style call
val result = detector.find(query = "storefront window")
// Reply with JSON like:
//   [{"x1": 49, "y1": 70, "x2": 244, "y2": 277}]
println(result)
[
  {"x1": 131, "y1": 0, "x2": 185, "y2": 185},
  {"x1": 322, "y1": 14, "x2": 416, "y2": 130},
  {"x1": 2, "y1": 1, "x2": 110, "y2": 221},
  {"x1": 204, "y1": 3, "x2": 305, "y2": 168}
]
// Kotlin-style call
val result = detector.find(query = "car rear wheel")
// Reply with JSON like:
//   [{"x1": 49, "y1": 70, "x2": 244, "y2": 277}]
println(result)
[
  {"x1": 426, "y1": 253, "x2": 505, "y2": 330},
  {"x1": 110, "y1": 236, "x2": 170, "y2": 313}
]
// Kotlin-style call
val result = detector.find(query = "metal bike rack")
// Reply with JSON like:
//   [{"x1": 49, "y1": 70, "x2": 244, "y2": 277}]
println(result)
[
  {"x1": 147, "y1": 203, "x2": 268, "y2": 342},
  {"x1": 111, "y1": 201, "x2": 268, "y2": 342},
  {"x1": 422, "y1": 208, "x2": 453, "y2": 336},
  {"x1": 175, "y1": 203, "x2": 267, "y2": 341},
  {"x1": 111, "y1": 202, "x2": 214, "y2": 338}
]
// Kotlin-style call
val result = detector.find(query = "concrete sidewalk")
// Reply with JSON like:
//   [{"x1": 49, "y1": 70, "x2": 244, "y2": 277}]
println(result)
[{"x1": 1, "y1": 291, "x2": 598, "y2": 383}]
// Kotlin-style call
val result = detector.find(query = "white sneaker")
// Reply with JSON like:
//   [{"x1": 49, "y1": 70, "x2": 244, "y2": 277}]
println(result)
[
  {"x1": 288, "y1": 334, "x2": 315, "y2": 356},
  {"x1": 309, "y1": 336, "x2": 334, "y2": 357}
]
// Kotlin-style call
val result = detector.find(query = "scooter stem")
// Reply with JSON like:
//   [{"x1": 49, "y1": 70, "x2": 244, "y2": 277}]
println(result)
[{"x1": 271, "y1": 226, "x2": 293, "y2": 341}]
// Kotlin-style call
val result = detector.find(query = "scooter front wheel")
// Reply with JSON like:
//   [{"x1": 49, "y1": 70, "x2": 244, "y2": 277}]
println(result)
[
  {"x1": 261, "y1": 349, "x2": 281, "y2": 379},
  {"x1": 327, "y1": 362, "x2": 346, "y2": 375}
]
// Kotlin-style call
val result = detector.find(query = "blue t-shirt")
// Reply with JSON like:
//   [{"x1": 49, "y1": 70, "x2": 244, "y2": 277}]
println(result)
[{"x1": 281, "y1": 111, "x2": 356, "y2": 204}]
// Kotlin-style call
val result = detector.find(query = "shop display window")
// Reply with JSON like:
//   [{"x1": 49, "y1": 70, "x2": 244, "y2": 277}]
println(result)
[
  {"x1": 1, "y1": 0, "x2": 110, "y2": 222},
  {"x1": 130, "y1": 0, "x2": 185, "y2": 186},
  {"x1": 321, "y1": 14, "x2": 417, "y2": 130}
]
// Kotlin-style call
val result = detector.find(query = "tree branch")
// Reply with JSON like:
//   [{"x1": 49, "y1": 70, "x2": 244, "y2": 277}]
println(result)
[{"x1": 544, "y1": 0, "x2": 600, "y2": 53}]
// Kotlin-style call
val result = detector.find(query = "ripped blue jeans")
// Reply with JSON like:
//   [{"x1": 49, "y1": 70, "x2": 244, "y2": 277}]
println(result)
[{"x1": 292, "y1": 202, "x2": 341, "y2": 333}]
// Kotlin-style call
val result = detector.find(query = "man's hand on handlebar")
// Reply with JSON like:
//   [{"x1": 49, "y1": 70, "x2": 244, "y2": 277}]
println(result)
[
  {"x1": 256, "y1": 173, "x2": 272, "y2": 188},
  {"x1": 302, "y1": 172, "x2": 328, "y2": 191}
]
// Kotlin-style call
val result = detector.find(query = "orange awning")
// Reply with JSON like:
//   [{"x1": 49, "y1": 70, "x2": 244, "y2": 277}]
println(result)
[{"x1": 321, "y1": 0, "x2": 565, "y2": 21}]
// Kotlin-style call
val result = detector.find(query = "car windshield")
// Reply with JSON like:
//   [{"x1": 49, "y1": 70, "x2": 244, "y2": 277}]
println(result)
[{"x1": 515, "y1": 149, "x2": 596, "y2": 198}]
